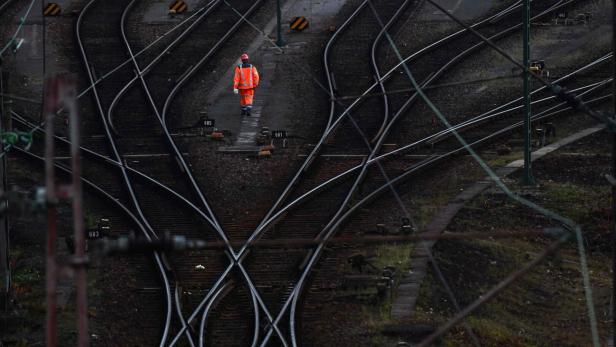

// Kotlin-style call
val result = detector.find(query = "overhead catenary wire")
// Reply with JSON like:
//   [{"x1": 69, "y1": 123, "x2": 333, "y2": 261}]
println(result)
[
  {"x1": 215, "y1": 2, "x2": 610, "y2": 344},
  {"x1": 426, "y1": 0, "x2": 615, "y2": 129},
  {"x1": 381, "y1": 1, "x2": 602, "y2": 345}
]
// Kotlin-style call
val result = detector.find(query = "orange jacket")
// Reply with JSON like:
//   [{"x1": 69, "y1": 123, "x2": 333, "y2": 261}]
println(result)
[{"x1": 233, "y1": 63, "x2": 259, "y2": 90}]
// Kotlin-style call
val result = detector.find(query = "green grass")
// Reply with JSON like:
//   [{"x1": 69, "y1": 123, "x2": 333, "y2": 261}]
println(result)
[{"x1": 543, "y1": 182, "x2": 608, "y2": 222}]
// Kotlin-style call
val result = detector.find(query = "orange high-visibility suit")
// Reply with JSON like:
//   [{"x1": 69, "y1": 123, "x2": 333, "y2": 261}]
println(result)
[{"x1": 233, "y1": 63, "x2": 260, "y2": 114}]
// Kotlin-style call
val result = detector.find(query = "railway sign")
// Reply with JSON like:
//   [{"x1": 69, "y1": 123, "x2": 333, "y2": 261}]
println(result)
[
  {"x1": 290, "y1": 16, "x2": 309, "y2": 31},
  {"x1": 43, "y1": 3, "x2": 61, "y2": 16},
  {"x1": 85, "y1": 218, "x2": 110, "y2": 239},
  {"x1": 169, "y1": 0, "x2": 187, "y2": 14},
  {"x1": 86, "y1": 229, "x2": 100, "y2": 239},
  {"x1": 202, "y1": 118, "x2": 215, "y2": 127},
  {"x1": 271, "y1": 130, "x2": 287, "y2": 139},
  {"x1": 556, "y1": 11, "x2": 568, "y2": 19}
]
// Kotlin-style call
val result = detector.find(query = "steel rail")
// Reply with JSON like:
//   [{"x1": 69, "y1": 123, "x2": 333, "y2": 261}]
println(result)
[
  {"x1": 427, "y1": 78, "x2": 613, "y2": 146},
  {"x1": 117, "y1": 0, "x2": 225, "y2": 235},
  {"x1": 68, "y1": 0, "x2": 218, "y2": 108},
  {"x1": 17, "y1": 80, "x2": 259, "y2": 347},
  {"x1": 290, "y1": 0, "x2": 515, "y2": 339},
  {"x1": 369, "y1": 0, "x2": 414, "y2": 143},
  {"x1": 119, "y1": 0, "x2": 288, "y2": 344},
  {"x1": 198, "y1": 281, "x2": 234, "y2": 347},
  {"x1": 11, "y1": 112, "x2": 225, "y2": 233},
  {"x1": 178, "y1": 0, "x2": 584, "y2": 344},
  {"x1": 268, "y1": 0, "x2": 433, "y2": 344},
  {"x1": 12, "y1": 145, "x2": 175, "y2": 345},
  {"x1": 251, "y1": 0, "x2": 554, "y2": 246},
  {"x1": 256, "y1": 0, "x2": 576, "y2": 244},
  {"x1": 174, "y1": 285, "x2": 196, "y2": 347},
  {"x1": 175, "y1": 1, "x2": 586, "y2": 344},
  {"x1": 108, "y1": 0, "x2": 220, "y2": 135},
  {"x1": 117, "y1": 3, "x2": 246, "y2": 342},
  {"x1": 76, "y1": 1, "x2": 175, "y2": 344},
  {"x1": 193, "y1": 2, "x2": 414, "y2": 345},
  {"x1": 257, "y1": 0, "x2": 587, "y2": 343},
  {"x1": 147, "y1": 1, "x2": 289, "y2": 344},
  {"x1": 427, "y1": 52, "x2": 614, "y2": 144},
  {"x1": 238, "y1": 76, "x2": 612, "y2": 256},
  {"x1": 283, "y1": 90, "x2": 612, "y2": 347},
  {"x1": 316, "y1": 94, "x2": 612, "y2": 244},
  {"x1": 13, "y1": 111, "x2": 265, "y2": 347}
]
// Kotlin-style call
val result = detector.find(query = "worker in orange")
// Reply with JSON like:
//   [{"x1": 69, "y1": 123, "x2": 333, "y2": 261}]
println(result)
[{"x1": 233, "y1": 53, "x2": 260, "y2": 116}]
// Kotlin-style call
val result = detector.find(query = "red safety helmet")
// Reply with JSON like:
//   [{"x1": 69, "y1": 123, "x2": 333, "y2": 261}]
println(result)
[{"x1": 241, "y1": 53, "x2": 249, "y2": 61}]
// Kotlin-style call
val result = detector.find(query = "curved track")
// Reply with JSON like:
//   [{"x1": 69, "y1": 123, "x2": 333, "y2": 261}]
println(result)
[{"x1": 4, "y1": 0, "x2": 608, "y2": 345}]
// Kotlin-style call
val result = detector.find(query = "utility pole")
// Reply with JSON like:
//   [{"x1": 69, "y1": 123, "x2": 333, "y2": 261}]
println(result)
[
  {"x1": 611, "y1": 1, "x2": 615, "y2": 345},
  {"x1": 522, "y1": 0, "x2": 535, "y2": 185},
  {"x1": 0, "y1": 57, "x2": 8, "y2": 316},
  {"x1": 44, "y1": 76, "x2": 88, "y2": 347},
  {"x1": 65, "y1": 81, "x2": 88, "y2": 347},
  {"x1": 276, "y1": 0, "x2": 285, "y2": 47},
  {"x1": 44, "y1": 77, "x2": 58, "y2": 347}
]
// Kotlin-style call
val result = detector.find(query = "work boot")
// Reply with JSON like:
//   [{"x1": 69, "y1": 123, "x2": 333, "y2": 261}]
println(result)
[
  {"x1": 241, "y1": 109, "x2": 246, "y2": 116},
  {"x1": 246, "y1": 109, "x2": 251, "y2": 117}
]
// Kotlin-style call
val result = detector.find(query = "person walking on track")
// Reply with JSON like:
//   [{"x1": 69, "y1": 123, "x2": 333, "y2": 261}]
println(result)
[{"x1": 233, "y1": 53, "x2": 260, "y2": 116}]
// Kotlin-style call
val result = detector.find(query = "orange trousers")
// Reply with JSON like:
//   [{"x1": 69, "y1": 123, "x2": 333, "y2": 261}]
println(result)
[{"x1": 239, "y1": 88, "x2": 255, "y2": 108}]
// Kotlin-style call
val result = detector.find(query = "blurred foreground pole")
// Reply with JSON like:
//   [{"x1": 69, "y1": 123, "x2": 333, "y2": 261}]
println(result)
[
  {"x1": 64, "y1": 81, "x2": 88, "y2": 347},
  {"x1": 276, "y1": 0, "x2": 285, "y2": 47},
  {"x1": 0, "y1": 59, "x2": 8, "y2": 313},
  {"x1": 44, "y1": 77, "x2": 59, "y2": 347},
  {"x1": 44, "y1": 76, "x2": 88, "y2": 347},
  {"x1": 611, "y1": 0, "x2": 616, "y2": 346}
]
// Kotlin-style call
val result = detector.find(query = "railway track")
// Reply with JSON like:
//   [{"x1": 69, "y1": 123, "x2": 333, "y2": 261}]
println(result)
[
  {"x1": 221, "y1": 0, "x2": 604, "y2": 345},
  {"x1": 75, "y1": 0, "x2": 279, "y2": 345},
  {"x1": 72, "y1": 0, "x2": 256, "y2": 345},
  {"x1": 3, "y1": 0, "x2": 609, "y2": 345},
  {"x1": 7, "y1": 0, "x2": 271, "y2": 344}
]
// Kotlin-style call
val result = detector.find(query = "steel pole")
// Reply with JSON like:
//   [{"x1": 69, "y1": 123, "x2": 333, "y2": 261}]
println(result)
[
  {"x1": 0, "y1": 57, "x2": 8, "y2": 321},
  {"x1": 276, "y1": 0, "x2": 285, "y2": 47},
  {"x1": 522, "y1": 0, "x2": 535, "y2": 185},
  {"x1": 44, "y1": 78, "x2": 58, "y2": 347},
  {"x1": 65, "y1": 82, "x2": 88, "y2": 347},
  {"x1": 611, "y1": 0, "x2": 615, "y2": 344}
]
